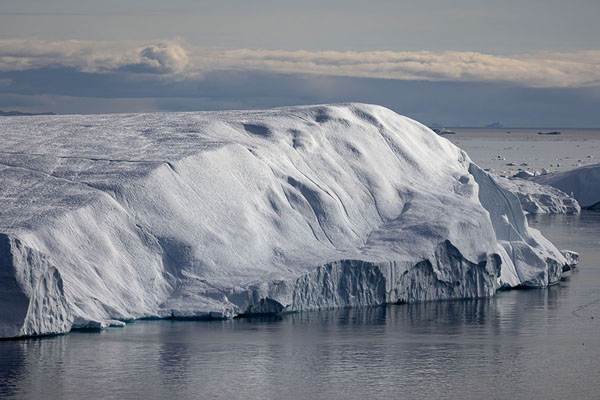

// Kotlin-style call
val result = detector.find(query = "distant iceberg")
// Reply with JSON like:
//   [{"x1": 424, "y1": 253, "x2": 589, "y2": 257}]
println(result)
[
  {"x1": 537, "y1": 131, "x2": 561, "y2": 135},
  {"x1": 431, "y1": 128, "x2": 456, "y2": 135},
  {"x1": 0, "y1": 104, "x2": 576, "y2": 338}
]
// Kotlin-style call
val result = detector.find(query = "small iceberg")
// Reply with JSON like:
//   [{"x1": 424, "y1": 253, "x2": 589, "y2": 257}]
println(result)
[
  {"x1": 537, "y1": 131, "x2": 561, "y2": 135},
  {"x1": 432, "y1": 128, "x2": 456, "y2": 135}
]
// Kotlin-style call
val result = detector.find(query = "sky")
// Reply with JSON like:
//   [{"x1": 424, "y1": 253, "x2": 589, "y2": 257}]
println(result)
[{"x1": 1, "y1": 0, "x2": 599, "y2": 126}]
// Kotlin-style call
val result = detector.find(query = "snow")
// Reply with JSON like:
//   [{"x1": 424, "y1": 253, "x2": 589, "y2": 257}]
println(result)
[
  {"x1": 0, "y1": 103, "x2": 576, "y2": 338},
  {"x1": 531, "y1": 164, "x2": 600, "y2": 209},
  {"x1": 493, "y1": 176, "x2": 581, "y2": 214}
]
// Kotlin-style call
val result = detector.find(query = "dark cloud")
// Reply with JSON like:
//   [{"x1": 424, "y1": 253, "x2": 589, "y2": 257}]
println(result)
[{"x1": 1, "y1": 67, "x2": 599, "y2": 127}]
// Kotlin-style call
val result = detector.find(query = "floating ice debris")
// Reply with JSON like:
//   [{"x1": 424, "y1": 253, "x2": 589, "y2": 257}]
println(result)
[{"x1": 513, "y1": 170, "x2": 536, "y2": 179}]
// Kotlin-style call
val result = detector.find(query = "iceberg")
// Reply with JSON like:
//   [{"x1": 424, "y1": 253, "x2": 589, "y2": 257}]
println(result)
[
  {"x1": 494, "y1": 176, "x2": 581, "y2": 214},
  {"x1": 532, "y1": 164, "x2": 600, "y2": 210},
  {"x1": 560, "y1": 250, "x2": 580, "y2": 272},
  {"x1": 0, "y1": 104, "x2": 576, "y2": 338}
]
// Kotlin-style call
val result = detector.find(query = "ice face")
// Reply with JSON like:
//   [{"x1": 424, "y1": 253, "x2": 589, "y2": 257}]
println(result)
[{"x1": 0, "y1": 103, "x2": 575, "y2": 338}]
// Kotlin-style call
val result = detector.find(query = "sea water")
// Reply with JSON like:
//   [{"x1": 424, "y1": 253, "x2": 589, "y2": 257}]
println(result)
[{"x1": 446, "y1": 127, "x2": 600, "y2": 177}]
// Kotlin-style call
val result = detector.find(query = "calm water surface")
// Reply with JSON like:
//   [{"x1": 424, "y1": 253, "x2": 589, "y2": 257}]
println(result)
[
  {"x1": 446, "y1": 127, "x2": 600, "y2": 177},
  {"x1": 1, "y1": 212, "x2": 599, "y2": 400}
]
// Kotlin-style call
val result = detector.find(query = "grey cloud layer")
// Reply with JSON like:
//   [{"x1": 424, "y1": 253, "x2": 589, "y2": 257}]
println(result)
[
  {"x1": 1, "y1": 39, "x2": 599, "y2": 88},
  {"x1": 0, "y1": 39, "x2": 189, "y2": 75}
]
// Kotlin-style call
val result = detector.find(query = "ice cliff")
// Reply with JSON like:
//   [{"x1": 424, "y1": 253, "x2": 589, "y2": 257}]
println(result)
[{"x1": 0, "y1": 104, "x2": 575, "y2": 338}]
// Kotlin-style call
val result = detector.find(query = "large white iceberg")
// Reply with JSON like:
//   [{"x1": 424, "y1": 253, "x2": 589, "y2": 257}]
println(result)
[{"x1": 0, "y1": 104, "x2": 573, "y2": 338}]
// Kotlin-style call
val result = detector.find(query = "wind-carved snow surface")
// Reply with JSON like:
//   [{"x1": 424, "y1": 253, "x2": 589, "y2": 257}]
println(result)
[{"x1": 0, "y1": 104, "x2": 575, "y2": 338}]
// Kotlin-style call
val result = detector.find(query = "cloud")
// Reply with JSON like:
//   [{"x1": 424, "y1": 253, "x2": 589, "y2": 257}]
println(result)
[
  {"x1": 0, "y1": 39, "x2": 189, "y2": 76},
  {"x1": 211, "y1": 49, "x2": 600, "y2": 88},
  {"x1": 1, "y1": 38, "x2": 600, "y2": 87},
  {"x1": 3, "y1": 71, "x2": 599, "y2": 127},
  {"x1": 120, "y1": 44, "x2": 189, "y2": 74}
]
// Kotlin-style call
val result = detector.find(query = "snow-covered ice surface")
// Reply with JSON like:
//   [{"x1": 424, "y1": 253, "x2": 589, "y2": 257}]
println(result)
[
  {"x1": 531, "y1": 164, "x2": 600, "y2": 209},
  {"x1": 493, "y1": 176, "x2": 581, "y2": 214},
  {"x1": 0, "y1": 104, "x2": 574, "y2": 338}
]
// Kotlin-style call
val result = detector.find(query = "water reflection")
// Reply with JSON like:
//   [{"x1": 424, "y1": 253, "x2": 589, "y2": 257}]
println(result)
[
  {"x1": 159, "y1": 324, "x2": 193, "y2": 388},
  {"x1": 0, "y1": 341, "x2": 25, "y2": 398}
]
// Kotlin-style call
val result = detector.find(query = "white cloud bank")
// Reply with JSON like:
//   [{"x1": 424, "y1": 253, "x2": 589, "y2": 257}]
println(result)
[{"x1": 1, "y1": 39, "x2": 599, "y2": 88}]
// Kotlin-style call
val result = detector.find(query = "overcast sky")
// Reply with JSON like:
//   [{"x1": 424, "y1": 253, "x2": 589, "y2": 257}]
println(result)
[{"x1": 1, "y1": 0, "x2": 599, "y2": 126}]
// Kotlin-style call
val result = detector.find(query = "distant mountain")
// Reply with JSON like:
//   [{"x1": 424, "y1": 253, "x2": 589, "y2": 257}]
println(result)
[{"x1": 0, "y1": 110, "x2": 57, "y2": 117}]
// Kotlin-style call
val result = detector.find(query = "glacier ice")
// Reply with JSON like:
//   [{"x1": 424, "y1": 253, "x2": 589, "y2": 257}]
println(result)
[
  {"x1": 532, "y1": 163, "x2": 600, "y2": 209},
  {"x1": 560, "y1": 250, "x2": 580, "y2": 272},
  {"x1": 493, "y1": 175, "x2": 581, "y2": 214},
  {"x1": 0, "y1": 103, "x2": 577, "y2": 338}
]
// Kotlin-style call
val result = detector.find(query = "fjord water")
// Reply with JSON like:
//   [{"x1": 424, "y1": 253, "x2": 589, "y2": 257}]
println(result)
[
  {"x1": 446, "y1": 127, "x2": 600, "y2": 178},
  {"x1": 1, "y1": 212, "x2": 599, "y2": 400}
]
